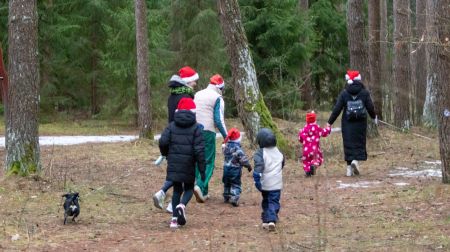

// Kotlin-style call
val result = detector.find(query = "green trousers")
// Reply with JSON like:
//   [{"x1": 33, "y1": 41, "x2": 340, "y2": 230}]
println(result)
[{"x1": 195, "y1": 130, "x2": 216, "y2": 196}]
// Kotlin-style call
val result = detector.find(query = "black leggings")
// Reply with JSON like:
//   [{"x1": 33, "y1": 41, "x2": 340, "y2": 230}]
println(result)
[
  {"x1": 171, "y1": 182, "x2": 194, "y2": 218},
  {"x1": 346, "y1": 160, "x2": 352, "y2": 165}
]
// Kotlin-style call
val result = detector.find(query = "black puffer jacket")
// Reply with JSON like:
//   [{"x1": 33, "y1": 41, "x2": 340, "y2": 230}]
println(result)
[
  {"x1": 159, "y1": 110, "x2": 206, "y2": 183},
  {"x1": 167, "y1": 75, "x2": 194, "y2": 123},
  {"x1": 328, "y1": 81, "x2": 376, "y2": 161}
]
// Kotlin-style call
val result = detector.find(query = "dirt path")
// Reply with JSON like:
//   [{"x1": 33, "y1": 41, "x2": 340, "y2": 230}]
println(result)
[{"x1": 0, "y1": 126, "x2": 448, "y2": 251}]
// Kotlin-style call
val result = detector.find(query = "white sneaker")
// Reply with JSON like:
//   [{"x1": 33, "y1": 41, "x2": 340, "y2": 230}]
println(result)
[
  {"x1": 176, "y1": 204, "x2": 186, "y2": 226},
  {"x1": 351, "y1": 160, "x2": 360, "y2": 175},
  {"x1": 169, "y1": 217, "x2": 178, "y2": 229},
  {"x1": 153, "y1": 190, "x2": 165, "y2": 209},
  {"x1": 193, "y1": 185, "x2": 205, "y2": 203},
  {"x1": 262, "y1": 223, "x2": 269, "y2": 229},
  {"x1": 346, "y1": 165, "x2": 353, "y2": 177},
  {"x1": 166, "y1": 201, "x2": 173, "y2": 213},
  {"x1": 268, "y1": 222, "x2": 276, "y2": 231}
]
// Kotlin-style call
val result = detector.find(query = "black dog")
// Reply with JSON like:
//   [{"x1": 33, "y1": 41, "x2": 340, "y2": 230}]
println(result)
[{"x1": 62, "y1": 192, "x2": 80, "y2": 225}]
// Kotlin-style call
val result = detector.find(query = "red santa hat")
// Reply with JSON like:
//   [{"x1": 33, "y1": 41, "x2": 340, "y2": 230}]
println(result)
[
  {"x1": 179, "y1": 66, "x2": 199, "y2": 83},
  {"x1": 306, "y1": 111, "x2": 316, "y2": 124},
  {"x1": 177, "y1": 97, "x2": 196, "y2": 112},
  {"x1": 225, "y1": 128, "x2": 241, "y2": 143},
  {"x1": 345, "y1": 70, "x2": 361, "y2": 84},
  {"x1": 209, "y1": 74, "x2": 225, "y2": 89}
]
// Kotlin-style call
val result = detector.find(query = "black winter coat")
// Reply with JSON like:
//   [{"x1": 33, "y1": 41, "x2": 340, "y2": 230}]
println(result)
[
  {"x1": 167, "y1": 79, "x2": 194, "y2": 123},
  {"x1": 327, "y1": 81, "x2": 376, "y2": 161},
  {"x1": 159, "y1": 110, "x2": 206, "y2": 183}
]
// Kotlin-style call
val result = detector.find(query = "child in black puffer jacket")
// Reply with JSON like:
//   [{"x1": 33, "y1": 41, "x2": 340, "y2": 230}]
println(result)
[{"x1": 159, "y1": 97, "x2": 206, "y2": 229}]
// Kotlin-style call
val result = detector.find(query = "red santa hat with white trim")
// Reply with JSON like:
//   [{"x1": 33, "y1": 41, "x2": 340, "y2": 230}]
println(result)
[
  {"x1": 209, "y1": 74, "x2": 225, "y2": 89},
  {"x1": 176, "y1": 97, "x2": 196, "y2": 113},
  {"x1": 179, "y1": 66, "x2": 199, "y2": 83},
  {"x1": 345, "y1": 70, "x2": 361, "y2": 84}
]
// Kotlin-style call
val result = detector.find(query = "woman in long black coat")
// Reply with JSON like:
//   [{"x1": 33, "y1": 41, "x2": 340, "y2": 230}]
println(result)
[{"x1": 327, "y1": 70, "x2": 376, "y2": 177}]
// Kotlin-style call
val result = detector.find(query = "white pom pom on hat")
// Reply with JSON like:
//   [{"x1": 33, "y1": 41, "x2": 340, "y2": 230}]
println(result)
[{"x1": 345, "y1": 70, "x2": 361, "y2": 84}]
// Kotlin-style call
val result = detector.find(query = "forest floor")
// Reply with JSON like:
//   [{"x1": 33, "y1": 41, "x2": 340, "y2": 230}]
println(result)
[{"x1": 0, "y1": 116, "x2": 449, "y2": 251}]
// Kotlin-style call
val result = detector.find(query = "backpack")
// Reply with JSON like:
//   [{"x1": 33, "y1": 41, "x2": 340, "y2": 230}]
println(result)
[{"x1": 345, "y1": 93, "x2": 367, "y2": 121}]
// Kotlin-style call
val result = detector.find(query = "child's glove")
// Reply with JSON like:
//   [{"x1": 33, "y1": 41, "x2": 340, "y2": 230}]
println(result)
[
  {"x1": 253, "y1": 172, "x2": 262, "y2": 192},
  {"x1": 154, "y1": 155, "x2": 166, "y2": 166}
]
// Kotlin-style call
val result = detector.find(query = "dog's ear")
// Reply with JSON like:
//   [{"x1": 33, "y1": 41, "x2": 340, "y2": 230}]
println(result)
[
  {"x1": 74, "y1": 192, "x2": 79, "y2": 197},
  {"x1": 62, "y1": 194, "x2": 68, "y2": 198}
]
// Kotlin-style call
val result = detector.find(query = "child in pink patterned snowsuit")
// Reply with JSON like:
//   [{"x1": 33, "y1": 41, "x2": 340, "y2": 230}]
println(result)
[{"x1": 298, "y1": 111, "x2": 331, "y2": 176}]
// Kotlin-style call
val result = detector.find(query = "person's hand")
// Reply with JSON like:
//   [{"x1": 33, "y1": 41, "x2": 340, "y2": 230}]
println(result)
[
  {"x1": 374, "y1": 115, "x2": 379, "y2": 126},
  {"x1": 326, "y1": 123, "x2": 331, "y2": 128}
]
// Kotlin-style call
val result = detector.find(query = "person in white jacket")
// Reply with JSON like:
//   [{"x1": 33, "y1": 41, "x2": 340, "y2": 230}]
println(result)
[
  {"x1": 193, "y1": 74, "x2": 227, "y2": 201},
  {"x1": 253, "y1": 128, "x2": 284, "y2": 231}
]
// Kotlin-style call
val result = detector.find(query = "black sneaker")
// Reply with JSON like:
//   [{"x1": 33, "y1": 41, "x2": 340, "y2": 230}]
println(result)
[
  {"x1": 310, "y1": 165, "x2": 316, "y2": 175},
  {"x1": 176, "y1": 204, "x2": 186, "y2": 226},
  {"x1": 305, "y1": 171, "x2": 312, "y2": 177}
]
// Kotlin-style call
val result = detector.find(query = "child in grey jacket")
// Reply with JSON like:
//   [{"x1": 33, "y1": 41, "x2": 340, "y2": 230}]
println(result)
[{"x1": 253, "y1": 128, "x2": 285, "y2": 231}]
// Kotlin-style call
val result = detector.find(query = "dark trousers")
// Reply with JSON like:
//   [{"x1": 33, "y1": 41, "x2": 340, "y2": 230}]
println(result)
[
  {"x1": 161, "y1": 180, "x2": 173, "y2": 193},
  {"x1": 222, "y1": 166, "x2": 242, "y2": 201},
  {"x1": 261, "y1": 190, "x2": 281, "y2": 223},
  {"x1": 171, "y1": 182, "x2": 194, "y2": 218}
]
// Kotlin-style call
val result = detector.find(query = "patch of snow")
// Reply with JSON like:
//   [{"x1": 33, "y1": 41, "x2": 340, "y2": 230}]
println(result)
[
  {"x1": 331, "y1": 127, "x2": 341, "y2": 133},
  {"x1": 389, "y1": 168, "x2": 442, "y2": 178},
  {"x1": 336, "y1": 181, "x2": 382, "y2": 189},
  {"x1": 0, "y1": 135, "x2": 139, "y2": 148},
  {"x1": 11, "y1": 234, "x2": 20, "y2": 241},
  {"x1": 393, "y1": 182, "x2": 409, "y2": 186},
  {"x1": 423, "y1": 160, "x2": 441, "y2": 165}
]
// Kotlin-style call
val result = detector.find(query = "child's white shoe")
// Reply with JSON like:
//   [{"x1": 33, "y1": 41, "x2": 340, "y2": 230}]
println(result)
[
  {"x1": 166, "y1": 201, "x2": 173, "y2": 213},
  {"x1": 170, "y1": 217, "x2": 178, "y2": 229},
  {"x1": 153, "y1": 190, "x2": 165, "y2": 209},
  {"x1": 346, "y1": 165, "x2": 353, "y2": 177},
  {"x1": 351, "y1": 160, "x2": 360, "y2": 175},
  {"x1": 268, "y1": 222, "x2": 276, "y2": 231}
]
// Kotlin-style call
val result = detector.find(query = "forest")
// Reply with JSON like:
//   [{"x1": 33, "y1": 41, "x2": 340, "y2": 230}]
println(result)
[{"x1": 0, "y1": 0, "x2": 449, "y2": 251}]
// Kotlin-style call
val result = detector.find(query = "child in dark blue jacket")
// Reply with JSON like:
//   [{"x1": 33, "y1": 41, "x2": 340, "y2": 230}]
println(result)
[
  {"x1": 222, "y1": 128, "x2": 252, "y2": 206},
  {"x1": 253, "y1": 128, "x2": 285, "y2": 231},
  {"x1": 159, "y1": 98, "x2": 206, "y2": 229}
]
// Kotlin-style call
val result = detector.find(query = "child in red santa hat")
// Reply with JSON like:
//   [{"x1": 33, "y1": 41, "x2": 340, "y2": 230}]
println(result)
[
  {"x1": 298, "y1": 111, "x2": 331, "y2": 177},
  {"x1": 222, "y1": 128, "x2": 252, "y2": 207}
]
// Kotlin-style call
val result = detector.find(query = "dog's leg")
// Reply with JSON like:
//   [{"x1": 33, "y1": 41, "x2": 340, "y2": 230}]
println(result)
[{"x1": 64, "y1": 213, "x2": 68, "y2": 225}]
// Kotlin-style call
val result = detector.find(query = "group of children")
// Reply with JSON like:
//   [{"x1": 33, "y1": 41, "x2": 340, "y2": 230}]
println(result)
[{"x1": 157, "y1": 99, "x2": 330, "y2": 231}]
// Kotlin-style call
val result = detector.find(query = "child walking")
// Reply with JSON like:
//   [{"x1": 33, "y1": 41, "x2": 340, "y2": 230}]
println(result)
[
  {"x1": 252, "y1": 128, "x2": 284, "y2": 231},
  {"x1": 159, "y1": 98, "x2": 206, "y2": 229},
  {"x1": 222, "y1": 128, "x2": 252, "y2": 207},
  {"x1": 298, "y1": 111, "x2": 331, "y2": 177}
]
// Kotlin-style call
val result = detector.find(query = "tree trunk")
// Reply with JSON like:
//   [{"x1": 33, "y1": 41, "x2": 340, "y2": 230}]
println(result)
[
  {"x1": 426, "y1": 0, "x2": 450, "y2": 183},
  {"x1": 217, "y1": 0, "x2": 288, "y2": 152},
  {"x1": 347, "y1": 0, "x2": 370, "y2": 83},
  {"x1": 415, "y1": 0, "x2": 426, "y2": 125},
  {"x1": 134, "y1": 0, "x2": 152, "y2": 139},
  {"x1": 367, "y1": 0, "x2": 381, "y2": 137},
  {"x1": 0, "y1": 46, "x2": 8, "y2": 105},
  {"x1": 393, "y1": 0, "x2": 411, "y2": 129},
  {"x1": 347, "y1": 0, "x2": 378, "y2": 137},
  {"x1": 298, "y1": 0, "x2": 313, "y2": 110},
  {"x1": 6, "y1": 0, "x2": 41, "y2": 174},
  {"x1": 380, "y1": 0, "x2": 392, "y2": 122},
  {"x1": 423, "y1": 0, "x2": 439, "y2": 127}
]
